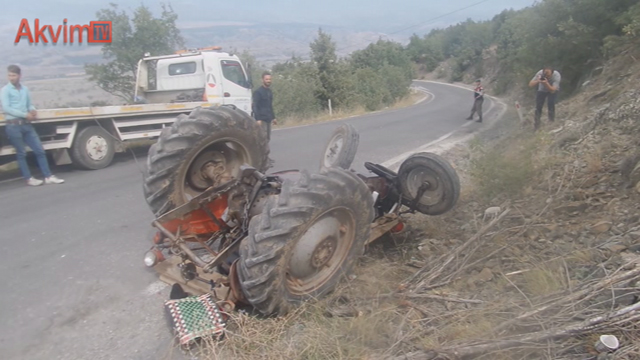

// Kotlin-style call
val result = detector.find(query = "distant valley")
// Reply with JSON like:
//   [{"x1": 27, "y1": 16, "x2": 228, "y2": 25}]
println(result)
[
  {"x1": 0, "y1": 22, "x2": 403, "y2": 80},
  {"x1": 0, "y1": 21, "x2": 401, "y2": 109}
]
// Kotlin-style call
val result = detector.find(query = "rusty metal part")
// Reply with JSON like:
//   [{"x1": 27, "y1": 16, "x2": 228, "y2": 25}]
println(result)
[
  {"x1": 153, "y1": 255, "x2": 225, "y2": 295},
  {"x1": 195, "y1": 236, "x2": 218, "y2": 257},
  {"x1": 201, "y1": 203, "x2": 227, "y2": 231},
  {"x1": 217, "y1": 300, "x2": 236, "y2": 313},
  {"x1": 187, "y1": 150, "x2": 226, "y2": 191},
  {"x1": 366, "y1": 213, "x2": 401, "y2": 245},
  {"x1": 155, "y1": 179, "x2": 240, "y2": 224},
  {"x1": 202, "y1": 234, "x2": 245, "y2": 273},
  {"x1": 153, "y1": 220, "x2": 211, "y2": 269},
  {"x1": 227, "y1": 260, "x2": 247, "y2": 305},
  {"x1": 311, "y1": 236, "x2": 338, "y2": 269},
  {"x1": 202, "y1": 161, "x2": 225, "y2": 182}
]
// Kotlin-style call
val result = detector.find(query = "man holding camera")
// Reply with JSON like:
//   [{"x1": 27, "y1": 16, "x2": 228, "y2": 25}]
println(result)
[{"x1": 529, "y1": 66, "x2": 561, "y2": 130}]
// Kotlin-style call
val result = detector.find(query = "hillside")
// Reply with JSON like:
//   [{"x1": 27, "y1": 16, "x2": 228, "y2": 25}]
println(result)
[
  {"x1": 169, "y1": 1, "x2": 640, "y2": 359},
  {"x1": 181, "y1": 33, "x2": 640, "y2": 360}
]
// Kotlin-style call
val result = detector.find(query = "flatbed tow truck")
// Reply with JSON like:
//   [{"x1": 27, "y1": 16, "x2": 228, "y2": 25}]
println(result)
[{"x1": 0, "y1": 46, "x2": 254, "y2": 170}]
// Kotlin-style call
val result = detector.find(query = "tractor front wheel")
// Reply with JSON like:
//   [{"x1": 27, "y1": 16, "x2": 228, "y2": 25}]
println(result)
[{"x1": 237, "y1": 167, "x2": 375, "y2": 316}]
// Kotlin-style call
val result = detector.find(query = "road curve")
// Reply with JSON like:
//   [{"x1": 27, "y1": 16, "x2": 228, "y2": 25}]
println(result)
[{"x1": 0, "y1": 80, "x2": 498, "y2": 360}]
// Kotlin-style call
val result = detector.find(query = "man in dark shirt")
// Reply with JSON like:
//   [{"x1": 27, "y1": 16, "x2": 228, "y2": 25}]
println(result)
[
  {"x1": 466, "y1": 79, "x2": 484, "y2": 123},
  {"x1": 252, "y1": 71, "x2": 277, "y2": 140}
]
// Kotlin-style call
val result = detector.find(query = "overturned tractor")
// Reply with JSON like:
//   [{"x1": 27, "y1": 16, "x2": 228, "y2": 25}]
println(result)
[{"x1": 142, "y1": 104, "x2": 460, "y2": 317}]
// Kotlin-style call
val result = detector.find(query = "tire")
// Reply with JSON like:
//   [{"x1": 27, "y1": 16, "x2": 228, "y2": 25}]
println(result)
[
  {"x1": 397, "y1": 152, "x2": 460, "y2": 216},
  {"x1": 143, "y1": 105, "x2": 270, "y2": 217},
  {"x1": 320, "y1": 123, "x2": 359, "y2": 170},
  {"x1": 237, "y1": 166, "x2": 375, "y2": 316},
  {"x1": 70, "y1": 125, "x2": 116, "y2": 170}
]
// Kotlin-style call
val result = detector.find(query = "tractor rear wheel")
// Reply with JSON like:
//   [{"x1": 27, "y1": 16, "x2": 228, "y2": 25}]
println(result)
[
  {"x1": 143, "y1": 105, "x2": 270, "y2": 217},
  {"x1": 237, "y1": 166, "x2": 375, "y2": 316}
]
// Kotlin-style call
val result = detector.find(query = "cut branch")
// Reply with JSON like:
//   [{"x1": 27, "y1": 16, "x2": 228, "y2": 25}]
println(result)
[
  {"x1": 494, "y1": 261, "x2": 640, "y2": 333},
  {"x1": 403, "y1": 209, "x2": 511, "y2": 292},
  {"x1": 439, "y1": 301, "x2": 640, "y2": 359}
]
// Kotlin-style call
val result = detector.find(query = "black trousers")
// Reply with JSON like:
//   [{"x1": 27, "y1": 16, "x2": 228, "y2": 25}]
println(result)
[
  {"x1": 469, "y1": 98, "x2": 483, "y2": 120},
  {"x1": 534, "y1": 91, "x2": 557, "y2": 127}
]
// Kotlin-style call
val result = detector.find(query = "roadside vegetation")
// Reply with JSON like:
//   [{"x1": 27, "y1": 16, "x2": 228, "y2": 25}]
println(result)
[
  {"x1": 406, "y1": 0, "x2": 640, "y2": 102},
  {"x1": 79, "y1": 0, "x2": 640, "y2": 125},
  {"x1": 81, "y1": 4, "x2": 417, "y2": 126},
  {"x1": 73, "y1": 1, "x2": 640, "y2": 359}
]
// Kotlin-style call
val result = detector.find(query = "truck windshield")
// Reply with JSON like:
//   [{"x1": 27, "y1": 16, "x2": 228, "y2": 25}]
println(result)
[{"x1": 221, "y1": 60, "x2": 250, "y2": 88}]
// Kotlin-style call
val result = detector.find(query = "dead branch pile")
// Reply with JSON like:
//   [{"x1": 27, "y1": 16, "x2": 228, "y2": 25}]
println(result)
[{"x1": 390, "y1": 208, "x2": 640, "y2": 360}]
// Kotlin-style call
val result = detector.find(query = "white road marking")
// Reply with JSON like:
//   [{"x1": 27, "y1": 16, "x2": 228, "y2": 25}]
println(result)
[
  {"x1": 379, "y1": 80, "x2": 504, "y2": 171},
  {"x1": 381, "y1": 130, "x2": 458, "y2": 170}
]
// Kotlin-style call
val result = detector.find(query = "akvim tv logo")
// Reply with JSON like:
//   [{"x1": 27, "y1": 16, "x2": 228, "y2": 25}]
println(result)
[{"x1": 14, "y1": 19, "x2": 112, "y2": 44}]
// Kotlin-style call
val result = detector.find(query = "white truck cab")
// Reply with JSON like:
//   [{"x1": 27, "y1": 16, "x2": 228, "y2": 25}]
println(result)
[{"x1": 134, "y1": 46, "x2": 253, "y2": 115}]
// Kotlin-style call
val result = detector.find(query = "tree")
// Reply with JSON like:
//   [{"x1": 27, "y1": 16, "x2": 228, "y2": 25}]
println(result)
[
  {"x1": 309, "y1": 28, "x2": 339, "y2": 108},
  {"x1": 84, "y1": 3, "x2": 185, "y2": 102},
  {"x1": 234, "y1": 49, "x2": 266, "y2": 90}
]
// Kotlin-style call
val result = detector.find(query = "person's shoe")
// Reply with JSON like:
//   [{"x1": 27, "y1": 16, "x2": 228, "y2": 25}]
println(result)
[
  {"x1": 45, "y1": 175, "x2": 65, "y2": 184},
  {"x1": 476, "y1": 119, "x2": 482, "y2": 123},
  {"x1": 27, "y1": 177, "x2": 43, "y2": 186},
  {"x1": 466, "y1": 116, "x2": 473, "y2": 120}
]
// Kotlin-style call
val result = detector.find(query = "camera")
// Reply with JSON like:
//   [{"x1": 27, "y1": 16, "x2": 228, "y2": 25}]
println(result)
[{"x1": 539, "y1": 75, "x2": 546, "y2": 81}]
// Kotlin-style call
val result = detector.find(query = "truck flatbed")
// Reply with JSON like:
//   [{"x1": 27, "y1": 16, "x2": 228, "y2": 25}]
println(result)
[{"x1": 0, "y1": 101, "x2": 215, "y2": 125}]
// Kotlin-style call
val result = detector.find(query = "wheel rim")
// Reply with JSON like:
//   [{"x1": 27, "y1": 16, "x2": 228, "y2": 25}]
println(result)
[
  {"x1": 404, "y1": 168, "x2": 444, "y2": 206},
  {"x1": 323, "y1": 134, "x2": 344, "y2": 168},
  {"x1": 286, "y1": 206, "x2": 356, "y2": 296},
  {"x1": 86, "y1": 135, "x2": 108, "y2": 161},
  {"x1": 179, "y1": 138, "x2": 251, "y2": 202}
]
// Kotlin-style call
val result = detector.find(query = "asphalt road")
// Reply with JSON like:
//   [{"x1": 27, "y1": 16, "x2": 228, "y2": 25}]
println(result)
[{"x1": 0, "y1": 80, "x2": 499, "y2": 360}]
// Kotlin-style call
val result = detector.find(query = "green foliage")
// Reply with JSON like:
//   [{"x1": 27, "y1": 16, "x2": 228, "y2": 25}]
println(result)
[
  {"x1": 84, "y1": 3, "x2": 185, "y2": 102},
  {"x1": 258, "y1": 29, "x2": 415, "y2": 119},
  {"x1": 604, "y1": 2, "x2": 640, "y2": 56},
  {"x1": 405, "y1": 0, "x2": 640, "y2": 98},
  {"x1": 468, "y1": 136, "x2": 537, "y2": 201},
  {"x1": 235, "y1": 49, "x2": 266, "y2": 89},
  {"x1": 270, "y1": 59, "x2": 324, "y2": 119}
]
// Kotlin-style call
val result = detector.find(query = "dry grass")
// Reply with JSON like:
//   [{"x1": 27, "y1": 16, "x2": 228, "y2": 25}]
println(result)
[
  {"x1": 160, "y1": 257, "x2": 425, "y2": 360},
  {"x1": 276, "y1": 91, "x2": 426, "y2": 129},
  {"x1": 585, "y1": 148, "x2": 604, "y2": 174}
]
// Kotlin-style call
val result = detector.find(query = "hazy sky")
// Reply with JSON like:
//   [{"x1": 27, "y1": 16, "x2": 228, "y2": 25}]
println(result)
[{"x1": 0, "y1": 0, "x2": 539, "y2": 36}]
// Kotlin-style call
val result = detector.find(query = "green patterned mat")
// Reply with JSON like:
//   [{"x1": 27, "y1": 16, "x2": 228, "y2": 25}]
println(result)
[{"x1": 165, "y1": 293, "x2": 228, "y2": 346}]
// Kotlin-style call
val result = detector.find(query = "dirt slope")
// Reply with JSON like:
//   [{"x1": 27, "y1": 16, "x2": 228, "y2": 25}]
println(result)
[{"x1": 167, "y1": 49, "x2": 640, "y2": 360}]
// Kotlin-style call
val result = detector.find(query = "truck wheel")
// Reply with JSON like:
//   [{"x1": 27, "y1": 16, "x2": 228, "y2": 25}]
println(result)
[
  {"x1": 320, "y1": 123, "x2": 359, "y2": 170},
  {"x1": 397, "y1": 152, "x2": 460, "y2": 216},
  {"x1": 237, "y1": 166, "x2": 375, "y2": 316},
  {"x1": 71, "y1": 125, "x2": 116, "y2": 170},
  {"x1": 143, "y1": 105, "x2": 270, "y2": 217}
]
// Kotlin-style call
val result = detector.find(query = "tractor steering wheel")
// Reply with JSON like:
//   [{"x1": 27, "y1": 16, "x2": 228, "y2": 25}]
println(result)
[{"x1": 364, "y1": 162, "x2": 398, "y2": 183}]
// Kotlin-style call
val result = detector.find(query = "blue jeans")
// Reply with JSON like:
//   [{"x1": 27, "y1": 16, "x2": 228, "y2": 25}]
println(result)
[{"x1": 5, "y1": 123, "x2": 51, "y2": 179}]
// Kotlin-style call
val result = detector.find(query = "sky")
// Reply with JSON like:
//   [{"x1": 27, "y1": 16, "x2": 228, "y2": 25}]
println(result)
[{"x1": 0, "y1": 0, "x2": 539, "y2": 37}]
